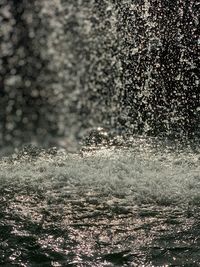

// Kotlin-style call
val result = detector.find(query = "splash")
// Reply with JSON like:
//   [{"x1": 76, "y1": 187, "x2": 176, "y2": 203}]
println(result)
[{"x1": 1, "y1": 142, "x2": 200, "y2": 266}]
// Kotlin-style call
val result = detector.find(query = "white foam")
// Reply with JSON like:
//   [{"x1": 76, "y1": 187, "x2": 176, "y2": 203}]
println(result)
[{"x1": 0, "y1": 143, "x2": 200, "y2": 206}]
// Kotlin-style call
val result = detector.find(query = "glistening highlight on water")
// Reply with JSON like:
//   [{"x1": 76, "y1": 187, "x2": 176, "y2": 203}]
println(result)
[{"x1": 0, "y1": 1, "x2": 199, "y2": 266}]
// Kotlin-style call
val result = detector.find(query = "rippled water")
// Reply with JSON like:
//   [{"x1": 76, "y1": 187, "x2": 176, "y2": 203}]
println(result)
[
  {"x1": 1, "y1": 138, "x2": 200, "y2": 266},
  {"x1": 0, "y1": 0, "x2": 199, "y2": 266}
]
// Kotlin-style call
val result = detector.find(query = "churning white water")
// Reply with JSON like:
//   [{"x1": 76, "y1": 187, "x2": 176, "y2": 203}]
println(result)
[
  {"x1": 0, "y1": 0, "x2": 199, "y2": 266},
  {"x1": 1, "y1": 139, "x2": 200, "y2": 266},
  {"x1": 1, "y1": 139, "x2": 200, "y2": 207}
]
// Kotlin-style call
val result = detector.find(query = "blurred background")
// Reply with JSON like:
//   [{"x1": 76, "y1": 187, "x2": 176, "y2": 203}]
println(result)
[{"x1": 0, "y1": 0, "x2": 199, "y2": 150}]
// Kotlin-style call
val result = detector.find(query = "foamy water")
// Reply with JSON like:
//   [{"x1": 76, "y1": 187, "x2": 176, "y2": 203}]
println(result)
[
  {"x1": 1, "y1": 139, "x2": 200, "y2": 207},
  {"x1": 1, "y1": 139, "x2": 200, "y2": 266}
]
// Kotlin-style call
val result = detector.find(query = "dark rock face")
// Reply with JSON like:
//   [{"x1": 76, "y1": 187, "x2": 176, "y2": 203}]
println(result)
[{"x1": 0, "y1": 0, "x2": 199, "y2": 145}]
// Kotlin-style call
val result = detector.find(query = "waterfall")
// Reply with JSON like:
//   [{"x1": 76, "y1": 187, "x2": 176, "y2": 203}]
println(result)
[
  {"x1": 0, "y1": 2, "x2": 200, "y2": 266},
  {"x1": 0, "y1": 0, "x2": 199, "y2": 147}
]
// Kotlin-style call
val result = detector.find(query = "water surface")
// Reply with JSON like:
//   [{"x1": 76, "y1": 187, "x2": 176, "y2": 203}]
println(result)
[{"x1": 1, "y1": 138, "x2": 200, "y2": 266}]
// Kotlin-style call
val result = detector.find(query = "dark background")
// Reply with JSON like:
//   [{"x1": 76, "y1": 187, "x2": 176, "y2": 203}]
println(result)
[{"x1": 0, "y1": 0, "x2": 199, "y2": 147}]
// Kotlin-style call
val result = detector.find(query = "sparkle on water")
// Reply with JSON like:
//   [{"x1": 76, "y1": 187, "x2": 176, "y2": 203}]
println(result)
[
  {"x1": 1, "y1": 140, "x2": 200, "y2": 266},
  {"x1": 0, "y1": 0, "x2": 199, "y2": 266}
]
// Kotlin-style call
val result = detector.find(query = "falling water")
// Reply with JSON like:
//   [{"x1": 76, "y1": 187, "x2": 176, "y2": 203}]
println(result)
[
  {"x1": 1, "y1": 0, "x2": 199, "y2": 146},
  {"x1": 0, "y1": 0, "x2": 200, "y2": 266}
]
